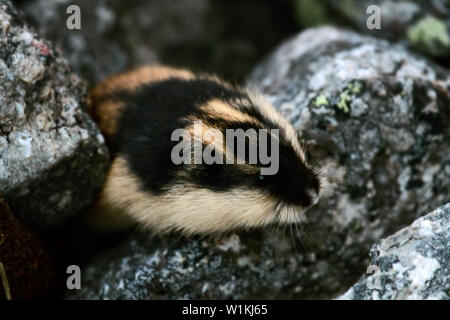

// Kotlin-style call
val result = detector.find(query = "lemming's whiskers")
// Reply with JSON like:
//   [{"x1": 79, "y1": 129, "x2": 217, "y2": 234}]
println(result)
[
  {"x1": 289, "y1": 209, "x2": 297, "y2": 252},
  {"x1": 292, "y1": 206, "x2": 307, "y2": 252},
  {"x1": 264, "y1": 199, "x2": 283, "y2": 248}
]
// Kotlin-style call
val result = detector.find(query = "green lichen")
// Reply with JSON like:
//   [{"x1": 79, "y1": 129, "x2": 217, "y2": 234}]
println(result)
[
  {"x1": 349, "y1": 81, "x2": 363, "y2": 94},
  {"x1": 314, "y1": 94, "x2": 329, "y2": 107},
  {"x1": 337, "y1": 90, "x2": 351, "y2": 113},
  {"x1": 293, "y1": 0, "x2": 329, "y2": 27},
  {"x1": 336, "y1": 81, "x2": 362, "y2": 114},
  {"x1": 407, "y1": 16, "x2": 450, "y2": 56}
]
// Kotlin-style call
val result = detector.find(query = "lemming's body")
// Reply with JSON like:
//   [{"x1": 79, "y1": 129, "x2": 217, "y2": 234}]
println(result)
[{"x1": 88, "y1": 65, "x2": 321, "y2": 235}]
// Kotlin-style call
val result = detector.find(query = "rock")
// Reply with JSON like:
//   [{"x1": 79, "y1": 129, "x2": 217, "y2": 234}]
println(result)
[
  {"x1": 67, "y1": 27, "x2": 450, "y2": 300},
  {"x1": 0, "y1": 197, "x2": 54, "y2": 300},
  {"x1": 339, "y1": 203, "x2": 450, "y2": 300},
  {"x1": 248, "y1": 26, "x2": 450, "y2": 297},
  {"x1": 66, "y1": 232, "x2": 306, "y2": 299},
  {"x1": 17, "y1": 0, "x2": 162, "y2": 85},
  {"x1": 17, "y1": 0, "x2": 297, "y2": 83},
  {"x1": 0, "y1": 0, "x2": 109, "y2": 229},
  {"x1": 293, "y1": 0, "x2": 450, "y2": 59}
]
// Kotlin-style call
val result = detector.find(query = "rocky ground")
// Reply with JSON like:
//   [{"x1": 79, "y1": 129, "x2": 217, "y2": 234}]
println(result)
[
  {"x1": 66, "y1": 204, "x2": 450, "y2": 300},
  {"x1": 0, "y1": 0, "x2": 449, "y2": 300}
]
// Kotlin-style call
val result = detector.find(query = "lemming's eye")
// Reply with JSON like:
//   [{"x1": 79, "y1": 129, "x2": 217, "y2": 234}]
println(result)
[{"x1": 258, "y1": 174, "x2": 265, "y2": 181}]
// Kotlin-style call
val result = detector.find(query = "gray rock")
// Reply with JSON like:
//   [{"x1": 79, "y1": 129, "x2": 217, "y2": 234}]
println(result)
[
  {"x1": 248, "y1": 26, "x2": 450, "y2": 296},
  {"x1": 66, "y1": 232, "x2": 318, "y2": 299},
  {"x1": 293, "y1": 0, "x2": 450, "y2": 58},
  {"x1": 17, "y1": 0, "x2": 296, "y2": 84},
  {"x1": 17, "y1": 0, "x2": 160, "y2": 85},
  {"x1": 0, "y1": 0, "x2": 109, "y2": 229},
  {"x1": 339, "y1": 203, "x2": 450, "y2": 300},
  {"x1": 67, "y1": 27, "x2": 450, "y2": 300}
]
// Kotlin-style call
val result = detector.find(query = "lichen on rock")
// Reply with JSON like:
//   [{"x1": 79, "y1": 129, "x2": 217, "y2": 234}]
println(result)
[
  {"x1": 407, "y1": 15, "x2": 450, "y2": 56},
  {"x1": 294, "y1": 0, "x2": 450, "y2": 58}
]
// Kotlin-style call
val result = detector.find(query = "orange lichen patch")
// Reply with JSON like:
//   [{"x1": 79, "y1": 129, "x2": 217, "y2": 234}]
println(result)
[{"x1": 0, "y1": 197, "x2": 54, "y2": 300}]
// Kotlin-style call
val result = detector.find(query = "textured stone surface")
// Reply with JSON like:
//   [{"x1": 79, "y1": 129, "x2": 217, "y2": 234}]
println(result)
[
  {"x1": 66, "y1": 232, "x2": 317, "y2": 299},
  {"x1": 248, "y1": 26, "x2": 450, "y2": 296},
  {"x1": 18, "y1": 0, "x2": 162, "y2": 84},
  {"x1": 0, "y1": 0, "x2": 109, "y2": 229},
  {"x1": 294, "y1": 0, "x2": 450, "y2": 59},
  {"x1": 67, "y1": 27, "x2": 450, "y2": 300},
  {"x1": 339, "y1": 203, "x2": 450, "y2": 300},
  {"x1": 18, "y1": 0, "x2": 297, "y2": 84}
]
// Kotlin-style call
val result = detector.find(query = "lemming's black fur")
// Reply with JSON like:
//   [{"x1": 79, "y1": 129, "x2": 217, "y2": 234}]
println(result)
[{"x1": 115, "y1": 77, "x2": 319, "y2": 207}]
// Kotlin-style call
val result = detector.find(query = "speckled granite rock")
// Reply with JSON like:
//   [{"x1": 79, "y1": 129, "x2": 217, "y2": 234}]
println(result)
[
  {"x1": 66, "y1": 27, "x2": 450, "y2": 300},
  {"x1": 293, "y1": 0, "x2": 450, "y2": 58},
  {"x1": 0, "y1": 0, "x2": 109, "y2": 229},
  {"x1": 248, "y1": 26, "x2": 450, "y2": 296},
  {"x1": 66, "y1": 232, "x2": 318, "y2": 299},
  {"x1": 17, "y1": 0, "x2": 163, "y2": 84},
  {"x1": 339, "y1": 203, "x2": 450, "y2": 300}
]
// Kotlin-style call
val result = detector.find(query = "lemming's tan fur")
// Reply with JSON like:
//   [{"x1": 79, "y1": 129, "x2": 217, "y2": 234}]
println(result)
[
  {"x1": 96, "y1": 157, "x2": 302, "y2": 235},
  {"x1": 200, "y1": 99, "x2": 258, "y2": 125},
  {"x1": 90, "y1": 65, "x2": 194, "y2": 97},
  {"x1": 88, "y1": 65, "x2": 315, "y2": 235},
  {"x1": 90, "y1": 99, "x2": 124, "y2": 145},
  {"x1": 246, "y1": 90, "x2": 307, "y2": 164}
]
